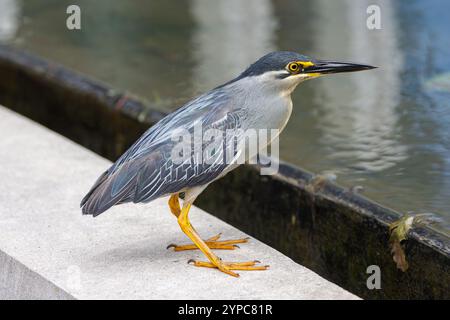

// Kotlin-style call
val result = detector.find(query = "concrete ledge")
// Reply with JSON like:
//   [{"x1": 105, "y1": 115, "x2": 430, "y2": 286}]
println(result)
[{"x1": 0, "y1": 106, "x2": 357, "y2": 299}]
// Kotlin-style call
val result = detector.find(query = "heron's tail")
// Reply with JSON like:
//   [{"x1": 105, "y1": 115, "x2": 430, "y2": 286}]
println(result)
[{"x1": 80, "y1": 165, "x2": 136, "y2": 217}]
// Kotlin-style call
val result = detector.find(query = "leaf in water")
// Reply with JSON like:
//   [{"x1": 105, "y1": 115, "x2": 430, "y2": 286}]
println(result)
[
  {"x1": 390, "y1": 241, "x2": 408, "y2": 272},
  {"x1": 388, "y1": 212, "x2": 442, "y2": 272},
  {"x1": 388, "y1": 215, "x2": 414, "y2": 272}
]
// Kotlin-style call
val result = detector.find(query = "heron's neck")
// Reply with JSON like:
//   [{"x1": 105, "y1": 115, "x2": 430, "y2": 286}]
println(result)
[{"x1": 225, "y1": 77, "x2": 294, "y2": 132}]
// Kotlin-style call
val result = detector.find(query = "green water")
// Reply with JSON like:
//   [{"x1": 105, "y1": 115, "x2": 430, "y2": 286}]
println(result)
[{"x1": 1, "y1": 0, "x2": 450, "y2": 232}]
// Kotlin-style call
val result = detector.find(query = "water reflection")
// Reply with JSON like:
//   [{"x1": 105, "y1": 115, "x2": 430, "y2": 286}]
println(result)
[
  {"x1": 0, "y1": 0, "x2": 20, "y2": 42},
  {"x1": 190, "y1": 0, "x2": 277, "y2": 91},
  {"x1": 312, "y1": 0, "x2": 407, "y2": 173}
]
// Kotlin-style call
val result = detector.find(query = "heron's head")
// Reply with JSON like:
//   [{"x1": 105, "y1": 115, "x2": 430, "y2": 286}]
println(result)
[{"x1": 237, "y1": 51, "x2": 376, "y2": 94}]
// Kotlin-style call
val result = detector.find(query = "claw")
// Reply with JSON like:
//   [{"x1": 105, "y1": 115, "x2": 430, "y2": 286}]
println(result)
[{"x1": 207, "y1": 233, "x2": 222, "y2": 242}]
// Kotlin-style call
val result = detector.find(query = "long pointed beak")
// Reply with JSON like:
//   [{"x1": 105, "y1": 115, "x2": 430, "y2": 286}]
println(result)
[{"x1": 305, "y1": 60, "x2": 376, "y2": 75}]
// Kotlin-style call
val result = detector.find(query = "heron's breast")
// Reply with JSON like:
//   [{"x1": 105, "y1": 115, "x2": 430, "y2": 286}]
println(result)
[{"x1": 246, "y1": 94, "x2": 293, "y2": 132}]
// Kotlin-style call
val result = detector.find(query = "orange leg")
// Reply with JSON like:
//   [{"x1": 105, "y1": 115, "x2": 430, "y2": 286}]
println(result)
[
  {"x1": 170, "y1": 194, "x2": 269, "y2": 277},
  {"x1": 167, "y1": 194, "x2": 249, "y2": 250},
  {"x1": 168, "y1": 193, "x2": 181, "y2": 217}
]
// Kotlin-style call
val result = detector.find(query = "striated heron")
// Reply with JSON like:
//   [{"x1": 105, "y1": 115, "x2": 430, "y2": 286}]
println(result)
[{"x1": 81, "y1": 51, "x2": 375, "y2": 277}]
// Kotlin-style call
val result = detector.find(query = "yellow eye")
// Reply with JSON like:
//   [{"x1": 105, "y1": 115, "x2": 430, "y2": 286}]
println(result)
[{"x1": 287, "y1": 62, "x2": 301, "y2": 74}]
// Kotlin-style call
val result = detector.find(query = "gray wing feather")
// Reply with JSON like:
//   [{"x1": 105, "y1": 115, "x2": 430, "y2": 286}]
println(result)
[{"x1": 81, "y1": 88, "x2": 246, "y2": 216}]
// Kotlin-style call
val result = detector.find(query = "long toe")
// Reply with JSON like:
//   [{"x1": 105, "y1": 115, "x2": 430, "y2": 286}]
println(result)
[
  {"x1": 167, "y1": 234, "x2": 250, "y2": 251},
  {"x1": 188, "y1": 259, "x2": 269, "y2": 273}
]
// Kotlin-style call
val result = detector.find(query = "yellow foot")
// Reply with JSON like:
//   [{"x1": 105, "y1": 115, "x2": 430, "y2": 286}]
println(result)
[
  {"x1": 188, "y1": 259, "x2": 269, "y2": 277},
  {"x1": 167, "y1": 233, "x2": 249, "y2": 251}
]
